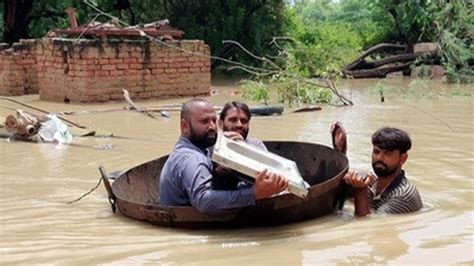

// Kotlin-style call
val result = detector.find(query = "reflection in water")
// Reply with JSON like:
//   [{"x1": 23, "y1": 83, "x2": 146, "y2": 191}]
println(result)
[
  {"x1": 391, "y1": 212, "x2": 474, "y2": 264},
  {"x1": 303, "y1": 242, "x2": 373, "y2": 264},
  {"x1": 0, "y1": 78, "x2": 472, "y2": 264}
]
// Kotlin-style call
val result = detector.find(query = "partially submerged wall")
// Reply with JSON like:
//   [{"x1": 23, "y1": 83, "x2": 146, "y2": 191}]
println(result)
[
  {"x1": 0, "y1": 38, "x2": 211, "y2": 102},
  {"x1": 0, "y1": 40, "x2": 39, "y2": 95}
]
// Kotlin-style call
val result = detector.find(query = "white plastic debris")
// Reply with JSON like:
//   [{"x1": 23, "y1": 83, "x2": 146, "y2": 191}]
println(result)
[
  {"x1": 38, "y1": 114, "x2": 73, "y2": 144},
  {"x1": 212, "y1": 133, "x2": 309, "y2": 198}
]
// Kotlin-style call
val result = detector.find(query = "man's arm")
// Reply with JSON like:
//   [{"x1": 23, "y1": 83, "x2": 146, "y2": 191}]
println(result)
[
  {"x1": 344, "y1": 170, "x2": 374, "y2": 216},
  {"x1": 330, "y1": 122, "x2": 349, "y2": 210},
  {"x1": 253, "y1": 169, "x2": 288, "y2": 199},
  {"x1": 183, "y1": 161, "x2": 287, "y2": 215},
  {"x1": 182, "y1": 161, "x2": 253, "y2": 214},
  {"x1": 331, "y1": 122, "x2": 347, "y2": 154}
]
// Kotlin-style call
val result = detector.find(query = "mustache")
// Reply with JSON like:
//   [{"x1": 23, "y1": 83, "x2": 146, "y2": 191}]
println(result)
[
  {"x1": 207, "y1": 128, "x2": 216, "y2": 135},
  {"x1": 373, "y1": 161, "x2": 388, "y2": 168}
]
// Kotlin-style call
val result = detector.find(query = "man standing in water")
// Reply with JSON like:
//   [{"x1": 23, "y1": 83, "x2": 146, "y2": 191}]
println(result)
[
  {"x1": 159, "y1": 99, "x2": 288, "y2": 215},
  {"x1": 332, "y1": 124, "x2": 423, "y2": 216}
]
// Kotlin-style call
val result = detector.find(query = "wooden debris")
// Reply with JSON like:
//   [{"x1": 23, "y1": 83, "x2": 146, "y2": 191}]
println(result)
[
  {"x1": 342, "y1": 43, "x2": 433, "y2": 78},
  {"x1": 293, "y1": 106, "x2": 322, "y2": 113},
  {"x1": 122, "y1": 89, "x2": 170, "y2": 119},
  {"x1": 0, "y1": 96, "x2": 87, "y2": 129},
  {"x1": 60, "y1": 104, "x2": 186, "y2": 116}
]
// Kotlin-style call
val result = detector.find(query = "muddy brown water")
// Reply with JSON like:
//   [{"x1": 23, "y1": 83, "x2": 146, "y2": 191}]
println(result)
[{"x1": 1, "y1": 77, "x2": 472, "y2": 264}]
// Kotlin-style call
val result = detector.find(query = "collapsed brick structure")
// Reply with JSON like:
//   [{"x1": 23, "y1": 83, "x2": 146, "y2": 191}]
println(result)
[{"x1": 0, "y1": 37, "x2": 211, "y2": 102}]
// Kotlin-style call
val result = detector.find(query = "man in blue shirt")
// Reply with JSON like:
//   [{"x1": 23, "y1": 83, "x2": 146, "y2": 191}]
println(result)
[{"x1": 159, "y1": 98, "x2": 288, "y2": 215}]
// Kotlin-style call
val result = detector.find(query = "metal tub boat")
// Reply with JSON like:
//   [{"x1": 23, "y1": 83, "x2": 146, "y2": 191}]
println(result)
[{"x1": 101, "y1": 141, "x2": 348, "y2": 228}]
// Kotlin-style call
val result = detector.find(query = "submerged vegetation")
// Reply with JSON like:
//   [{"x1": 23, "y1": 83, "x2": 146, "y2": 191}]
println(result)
[
  {"x1": 241, "y1": 80, "x2": 270, "y2": 105},
  {"x1": 368, "y1": 79, "x2": 472, "y2": 101},
  {"x1": 241, "y1": 78, "x2": 332, "y2": 106}
]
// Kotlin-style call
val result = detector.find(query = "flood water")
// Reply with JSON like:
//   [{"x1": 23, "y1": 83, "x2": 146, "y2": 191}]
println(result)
[{"x1": 1, "y1": 77, "x2": 472, "y2": 264}]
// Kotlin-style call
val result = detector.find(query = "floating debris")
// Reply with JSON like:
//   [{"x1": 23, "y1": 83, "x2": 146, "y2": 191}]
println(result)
[{"x1": 94, "y1": 143, "x2": 115, "y2": 150}]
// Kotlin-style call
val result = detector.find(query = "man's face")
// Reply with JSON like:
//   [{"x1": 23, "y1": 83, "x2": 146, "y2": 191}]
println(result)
[
  {"x1": 184, "y1": 103, "x2": 217, "y2": 149},
  {"x1": 220, "y1": 107, "x2": 250, "y2": 139},
  {"x1": 371, "y1": 145, "x2": 407, "y2": 177}
]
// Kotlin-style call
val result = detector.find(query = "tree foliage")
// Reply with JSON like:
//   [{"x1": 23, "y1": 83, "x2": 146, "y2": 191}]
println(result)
[
  {"x1": 157, "y1": 0, "x2": 286, "y2": 70},
  {"x1": 280, "y1": 0, "x2": 399, "y2": 77},
  {"x1": 282, "y1": 0, "x2": 472, "y2": 82},
  {"x1": 2, "y1": 0, "x2": 471, "y2": 83},
  {"x1": 0, "y1": 11, "x2": 3, "y2": 38},
  {"x1": 434, "y1": 1, "x2": 473, "y2": 83}
]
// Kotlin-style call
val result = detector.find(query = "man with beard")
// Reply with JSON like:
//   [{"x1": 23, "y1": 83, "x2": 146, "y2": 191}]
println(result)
[
  {"x1": 212, "y1": 101, "x2": 268, "y2": 190},
  {"x1": 333, "y1": 125, "x2": 422, "y2": 216},
  {"x1": 159, "y1": 99, "x2": 288, "y2": 215},
  {"x1": 218, "y1": 101, "x2": 267, "y2": 150}
]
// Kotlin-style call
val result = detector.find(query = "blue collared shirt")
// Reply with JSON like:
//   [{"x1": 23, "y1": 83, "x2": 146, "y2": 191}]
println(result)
[{"x1": 159, "y1": 136, "x2": 256, "y2": 215}]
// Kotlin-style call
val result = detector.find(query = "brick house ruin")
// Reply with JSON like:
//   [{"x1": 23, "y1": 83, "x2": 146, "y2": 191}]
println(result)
[{"x1": 0, "y1": 15, "x2": 211, "y2": 102}]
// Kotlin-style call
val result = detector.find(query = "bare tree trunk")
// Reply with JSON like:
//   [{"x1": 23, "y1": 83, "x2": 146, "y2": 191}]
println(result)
[
  {"x1": 344, "y1": 61, "x2": 414, "y2": 79},
  {"x1": 213, "y1": 0, "x2": 268, "y2": 68},
  {"x1": 388, "y1": 7, "x2": 407, "y2": 44},
  {"x1": 343, "y1": 43, "x2": 406, "y2": 71},
  {"x1": 368, "y1": 52, "x2": 425, "y2": 68},
  {"x1": 342, "y1": 42, "x2": 432, "y2": 79},
  {"x1": 3, "y1": 0, "x2": 35, "y2": 45},
  {"x1": 402, "y1": 43, "x2": 414, "y2": 76}
]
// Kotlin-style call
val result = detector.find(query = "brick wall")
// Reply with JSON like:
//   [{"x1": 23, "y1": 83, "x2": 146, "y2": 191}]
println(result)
[
  {"x1": 0, "y1": 38, "x2": 211, "y2": 102},
  {"x1": 0, "y1": 40, "x2": 39, "y2": 96}
]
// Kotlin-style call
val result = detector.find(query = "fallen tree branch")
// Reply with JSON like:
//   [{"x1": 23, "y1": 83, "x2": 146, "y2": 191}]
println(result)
[
  {"x1": 344, "y1": 43, "x2": 407, "y2": 71},
  {"x1": 60, "y1": 105, "x2": 222, "y2": 116},
  {"x1": 224, "y1": 39, "x2": 353, "y2": 106},
  {"x1": 122, "y1": 89, "x2": 162, "y2": 119},
  {"x1": 343, "y1": 61, "x2": 414, "y2": 78},
  {"x1": 369, "y1": 52, "x2": 427, "y2": 68},
  {"x1": 223, "y1": 40, "x2": 282, "y2": 70},
  {"x1": 324, "y1": 79, "x2": 353, "y2": 106},
  {"x1": 227, "y1": 65, "x2": 279, "y2": 76},
  {"x1": 342, "y1": 42, "x2": 439, "y2": 79}
]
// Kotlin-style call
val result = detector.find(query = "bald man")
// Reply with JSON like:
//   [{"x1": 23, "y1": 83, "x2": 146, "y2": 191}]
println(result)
[{"x1": 159, "y1": 99, "x2": 288, "y2": 215}]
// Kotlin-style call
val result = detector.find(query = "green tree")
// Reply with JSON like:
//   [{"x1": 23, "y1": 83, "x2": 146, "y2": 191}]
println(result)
[
  {"x1": 281, "y1": 1, "x2": 365, "y2": 75},
  {"x1": 368, "y1": 0, "x2": 472, "y2": 82},
  {"x1": 2, "y1": 0, "x2": 121, "y2": 44},
  {"x1": 434, "y1": 1, "x2": 473, "y2": 82},
  {"x1": 368, "y1": 0, "x2": 436, "y2": 44},
  {"x1": 157, "y1": 0, "x2": 285, "y2": 70}
]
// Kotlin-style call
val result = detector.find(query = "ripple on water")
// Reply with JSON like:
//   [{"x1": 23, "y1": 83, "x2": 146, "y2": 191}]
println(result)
[{"x1": 0, "y1": 80, "x2": 472, "y2": 264}]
